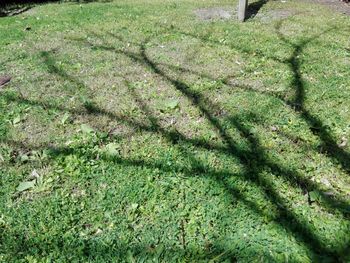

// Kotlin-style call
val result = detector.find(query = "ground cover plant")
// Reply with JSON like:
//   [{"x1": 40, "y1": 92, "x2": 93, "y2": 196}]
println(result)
[{"x1": 0, "y1": 0, "x2": 350, "y2": 261}]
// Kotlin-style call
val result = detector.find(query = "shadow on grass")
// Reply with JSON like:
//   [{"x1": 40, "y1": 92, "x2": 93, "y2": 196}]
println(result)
[
  {"x1": 0, "y1": 6, "x2": 31, "y2": 17},
  {"x1": 1, "y1": 17, "x2": 350, "y2": 261},
  {"x1": 274, "y1": 21, "x2": 350, "y2": 175},
  {"x1": 0, "y1": 0, "x2": 111, "y2": 17},
  {"x1": 1, "y1": 228, "x2": 238, "y2": 261},
  {"x1": 246, "y1": 0, "x2": 267, "y2": 19},
  {"x1": 167, "y1": 22, "x2": 350, "y2": 175}
]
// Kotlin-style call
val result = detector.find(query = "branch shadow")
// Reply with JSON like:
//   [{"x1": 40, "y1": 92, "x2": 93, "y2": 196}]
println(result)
[
  {"x1": 0, "y1": 6, "x2": 31, "y2": 17},
  {"x1": 274, "y1": 20, "x2": 350, "y2": 174},
  {"x1": 73, "y1": 27, "x2": 350, "y2": 259},
  {"x1": 0, "y1": 0, "x2": 111, "y2": 17},
  {"x1": 167, "y1": 23, "x2": 350, "y2": 175},
  {"x1": 1, "y1": 18, "x2": 350, "y2": 261}
]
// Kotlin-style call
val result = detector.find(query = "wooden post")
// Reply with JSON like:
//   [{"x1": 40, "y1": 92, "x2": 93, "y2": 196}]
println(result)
[{"x1": 238, "y1": 0, "x2": 248, "y2": 22}]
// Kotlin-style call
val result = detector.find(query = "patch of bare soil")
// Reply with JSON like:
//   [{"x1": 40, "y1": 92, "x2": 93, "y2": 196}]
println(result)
[
  {"x1": 0, "y1": 76, "x2": 11, "y2": 87},
  {"x1": 255, "y1": 9, "x2": 296, "y2": 21},
  {"x1": 305, "y1": 0, "x2": 350, "y2": 15},
  {"x1": 194, "y1": 7, "x2": 296, "y2": 22},
  {"x1": 194, "y1": 7, "x2": 235, "y2": 20}
]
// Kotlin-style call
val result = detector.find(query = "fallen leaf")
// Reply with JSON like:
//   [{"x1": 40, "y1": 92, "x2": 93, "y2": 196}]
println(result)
[
  {"x1": 95, "y1": 228, "x2": 103, "y2": 235},
  {"x1": 80, "y1": 124, "x2": 94, "y2": 134},
  {"x1": 309, "y1": 191, "x2": 320, "y2": 202},
  {"x1": 103, "y1": 143, "x2": 119, "y2": 156},
  {"x1": 130, "y1": 203, "x2": 138, "y2": 210},
  {"x1": 322, "y1": 191, "x2": 335, "y2": 197},
  {"x1": 16, "y1": 180, "x2": 35, "y2": 192},
  {"x1": 338, "y1": 137, "x2": 347, "y2": 148},
  {"x1": 320, "y1": 178, "x2": 331, "y2": 188},
  {"x1": 20, "y1": 154, "x2": 29, "y2": 162},
  {"x1": 165, "y1": 99, "x2": 179, "y2": 110},
  {"x1": 30, "y1": 169, "x2": 40, "y2": 179},
  {"x1": 13, "y1": 116, "x2": 21, "y2": 125},
  {"x1": 61, "y1": 113, "x2": 71, "y2": 125}
]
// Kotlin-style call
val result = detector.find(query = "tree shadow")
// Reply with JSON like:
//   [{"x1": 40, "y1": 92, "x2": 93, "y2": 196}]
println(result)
[
  {"x1": 1, "y1": 227, "x2": 238, "y2": 261},
  {"x1": 0, "y1": 6, "x2": 31, "y2": 17},
  {"x1": 0, "y1": 0, "x2": 111, "y2": 17},
  {"x1": 167, "y1": 22, "x2": 350, "y2": 175},
  {"x1": 274, "y1": 20, "x2": 350, "y2": 174},
  {"x1": 246, "y1": 0, "x2": 267, "y2": 20},
  {"x1": 1, "y1": 17, "x2": 350, "y2": 261}
]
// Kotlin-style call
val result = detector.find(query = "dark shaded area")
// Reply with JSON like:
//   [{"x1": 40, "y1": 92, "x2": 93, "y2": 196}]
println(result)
[
  {"x1": 0, "y1": 227, "x2": 239, "y2": 262},
  {"x1": 0, "y1": 6, "x2": 31, "y2": 17},
  {"x1": 0, "y1": 0, "x2": 109, "y2": 17},
  {"x1": 1, "y1": 0, "x2": 98, "y2": 4},
  {"x1": 246, "y1": 0, "x2": 267, "y2": 19},
  {"x1": 40, "y1": 51, "x2": 87, "y2": 91}
]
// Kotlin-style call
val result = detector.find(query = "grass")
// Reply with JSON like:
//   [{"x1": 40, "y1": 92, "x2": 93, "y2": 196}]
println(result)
[{"x1": 0, "y1": 0, "x2": 350, "y2": 261}]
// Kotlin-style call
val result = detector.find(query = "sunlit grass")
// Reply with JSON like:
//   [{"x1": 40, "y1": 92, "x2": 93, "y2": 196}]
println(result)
[{"x1": 0, "y1": 0, "x2": 349, "y2": 261}]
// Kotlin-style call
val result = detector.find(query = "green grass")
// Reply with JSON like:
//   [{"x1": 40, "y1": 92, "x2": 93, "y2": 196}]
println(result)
[{"x1": 0, "y1": 0, "x2": 350, "y2": 261}]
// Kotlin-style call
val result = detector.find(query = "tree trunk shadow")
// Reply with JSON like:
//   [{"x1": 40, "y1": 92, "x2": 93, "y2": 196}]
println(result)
[{"x1": 246, "y1": 0, "x2": 267, "y2": 19}]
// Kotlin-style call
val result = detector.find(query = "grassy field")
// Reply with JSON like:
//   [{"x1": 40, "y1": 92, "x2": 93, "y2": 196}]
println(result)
[{"x1": 0, "y1": 0, "x2": 350, "y2": 261}]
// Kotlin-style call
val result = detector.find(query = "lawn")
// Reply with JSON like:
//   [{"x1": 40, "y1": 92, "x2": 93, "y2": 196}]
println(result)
[{"x1": 0, "y1": 0, "x2": 350, "y2": 261}]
